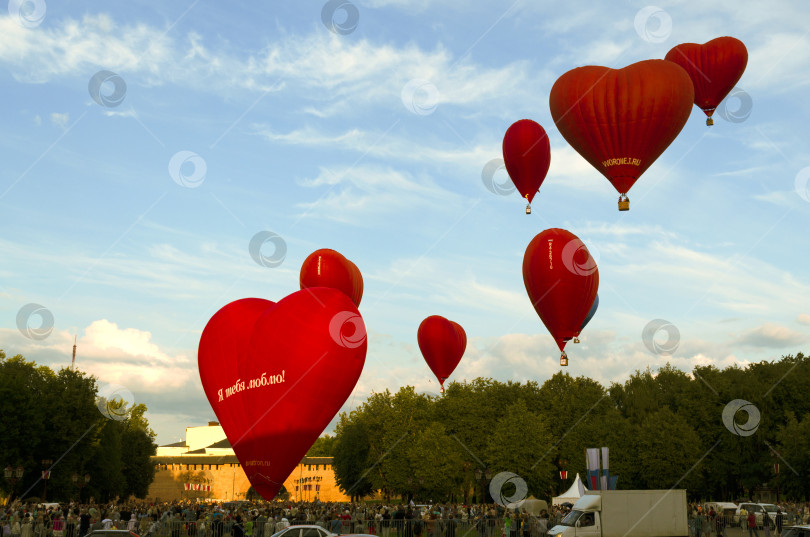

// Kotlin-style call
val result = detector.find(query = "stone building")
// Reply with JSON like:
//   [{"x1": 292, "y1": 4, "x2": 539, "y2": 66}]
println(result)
[{"x1": 147, "y1": 422, "x2": 348, "y2": 502}]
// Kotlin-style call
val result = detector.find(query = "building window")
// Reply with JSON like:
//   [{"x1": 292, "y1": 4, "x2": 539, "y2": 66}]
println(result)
[
  {"x1": 295, "y1": 486, "x2": 299, "y2": 491},
  {"x1": 316, "y1": 485, "x2": 320, "y2": 492}
]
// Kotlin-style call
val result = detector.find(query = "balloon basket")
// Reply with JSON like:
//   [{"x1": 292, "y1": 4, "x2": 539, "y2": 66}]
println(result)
[
  {"x1": 573, "y1": 337, "x2": 580, "y2": 344},
  {"x1": 706, "y1": 117, "x2": 714, "y2": 126},
  {"x1": 525, "y1": 203, "x2": 531, "y2": 214},
  {"x1": 618, "y1": 194, "x2": 629, "y2": 211},
  {"x1": 560, "y1": 353, "x2": 568, "y2": 367}
]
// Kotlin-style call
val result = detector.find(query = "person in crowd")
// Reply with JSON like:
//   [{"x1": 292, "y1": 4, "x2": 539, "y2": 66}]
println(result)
[
  {"x1": 52, "y1": 513, "x2": 64, "y2": 537},
  {"x1": 747, "y1": 511, "x2": 759, "y2": 537},
  {"x1": 775, "y1": 509, "x2": 783, "y2": 537}
]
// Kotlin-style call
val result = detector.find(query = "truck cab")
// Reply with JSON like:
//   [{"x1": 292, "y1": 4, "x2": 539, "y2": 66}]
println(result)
[
  {"x1": 562, "y1": 509, "x2": 600, "y2": 537},
  {"x1": 549, "y1": 495, "x2": 602, "y2": 537}
]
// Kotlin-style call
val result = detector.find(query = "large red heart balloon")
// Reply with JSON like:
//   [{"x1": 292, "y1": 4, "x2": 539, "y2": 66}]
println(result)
[
  {"x1": 198, "y1": 287, "x2": 366, "y2": 500},
  {"x1": 549, "y1": 59, "x2": 694, "y2": 210},
  {"x1": 417, "y1": 315, "x2": 466, "y2": 392},
  {"x1": 522, "y1": 228, "x2": 599, "y2": 366},
  {"x1": 665, "y1": 36, "x2": 748, "y2": 126},
  {"x1": 300, "y1": 248, "x2": 364, "y2": 307},
  {"x1": 199, "y1": 298, "x2": 275, "y2": 444},
  {"x1": 502, "y1": 119, "x2": 551, "y2": 213}
]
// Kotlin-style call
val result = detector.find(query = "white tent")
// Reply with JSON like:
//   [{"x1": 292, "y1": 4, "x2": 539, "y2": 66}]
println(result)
[
  {"x1": 552, "y1": 473, "x2": 588, "y2": 506},
  {"x1": 519, "y1": 496, "x2": 549, "y2": 516}
]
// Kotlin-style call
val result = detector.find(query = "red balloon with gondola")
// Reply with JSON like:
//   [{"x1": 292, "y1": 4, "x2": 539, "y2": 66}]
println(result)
[
  {"x1": 665, "y1": 36, "x2": 748, "y2": 126},
  {"x1": 502, "y1": 119, "x2": 551, "y2": 215},
  {"x1": 418, "y1": 315, "x2": 467, "y2": 393},
  {"x1": 549, "y1": 59, "x2": 694, "y2": 210},
  {"x1": 300, "y1": 248, "x2": 363, "y2": 307},
  {"x1": 522, "y1": 228, "x2": 599, "y2": 366}
]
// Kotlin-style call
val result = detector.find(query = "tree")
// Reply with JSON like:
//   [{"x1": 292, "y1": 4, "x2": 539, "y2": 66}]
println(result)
[
  {"x1": 634, "y1": 408, "x2": 702, "y2": 491},
  {"x1": 307, "y1": 435, "x2": 336, "y2": 456},
  {"x1": 0, "y1": 350, "x2": 158, "y2": 502},
  {"x1": 332, "y1": 414, "x2": 373, "y2": 501},
  {"x1": 484, "y1": 399, "x2": 555, "y2": 501}
]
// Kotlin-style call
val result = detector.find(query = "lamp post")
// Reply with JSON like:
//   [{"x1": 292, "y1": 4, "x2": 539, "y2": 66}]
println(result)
[
  {"x1": 559, "y1": 459, "x2": 569, "y2": 493},
  {"x1": 72, "y1": 473, "x2": 91, "y2": 502},
  {"x1": 4, "y1": 466, "x2": 24, "y2": 501},
  {"x1": 770, "y1": 450, "x2": 780, "y2": 503},
  {"x1": 41, "y1": 459, "x2": 53, "y2": 502},
  {"x1": 474, "y1": 468, "x2": 492, "y2": 505}
]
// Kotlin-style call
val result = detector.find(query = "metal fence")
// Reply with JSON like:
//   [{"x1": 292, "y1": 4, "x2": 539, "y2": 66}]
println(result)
[{"x1": 12, "y1": 513, "x2": 808, "y2": 537}]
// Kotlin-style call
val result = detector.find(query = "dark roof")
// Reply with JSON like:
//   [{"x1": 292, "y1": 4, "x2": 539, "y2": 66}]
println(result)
[
  {"x1": 152, "y1": 455, "x2": 240, "y2": 465},
  {"x1": 301, "y1": 457, "x2": 333, "y2": 465},
  {"x1": 151, "y1": 455, "x2": 334, "y2": 466},
  {"x1": 185, "y1": 448, "x2": 206, "y2": 454},
  {"x1": 207, "y1": 438, "x2": 232, "y2": 448},
  {"x1": 159, "y1": 441, "x2": 187, "y2": 448}
]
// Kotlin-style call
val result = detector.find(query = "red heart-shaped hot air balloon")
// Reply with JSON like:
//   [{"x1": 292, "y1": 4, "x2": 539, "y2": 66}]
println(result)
[
  {"x1": 417, "y1": 315, "x2": 467, "y2": 393},
  {"x1": 522, "y1": 228, "x2": 599, "y2": 366},
  {"x1": 300, "y1": 248, "x2": 364, "y2": 307},
  {"x1": 665, "y1": 36, "x2": 748, "y2": 126},
  {"x1": 502, "y1": 119, "x2": 551, "y2": 214},
  {"x1": 198, "y1": 287, "x2": 366, "y2": 500},
  {"x1": 549, "y1": 59, "x2": 694, "y2": 210},
  {"x1": 199, "y1": 297, "x2": 275, "y2": 443}
]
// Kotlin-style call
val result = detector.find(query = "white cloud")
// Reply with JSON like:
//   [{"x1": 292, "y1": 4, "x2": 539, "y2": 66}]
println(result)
[
  {"x1": 295, "y1": 164, "x2": 469, "y2": 224},
  {"x1": 734, "y1": 322, "x2": 809, "y2": 348},
  {"x1": 798, "y1": 314, "x2": 810, "y2": 325},
  {"x1": 0, "y1": 14, "x2": 537, "y2": 115},
  {"x1": 50, "y1": 112, "x2": 69, "y2": 129}
]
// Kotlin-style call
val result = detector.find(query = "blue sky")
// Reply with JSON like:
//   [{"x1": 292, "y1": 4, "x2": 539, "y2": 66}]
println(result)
[{"x1": 1, "y1": 0, "x2": 810, "y2": 445}]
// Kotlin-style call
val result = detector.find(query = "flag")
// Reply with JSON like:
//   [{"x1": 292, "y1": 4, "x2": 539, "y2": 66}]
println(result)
[
  {"x1": 601, "y1": 447, "x2": 610, "y2": 491},
  {"x1": 585, "y1": 448, "x2": 600, "y2": 490},
  {"x1": 184, "y1": 483, "x2": 191, "y2": 490}
]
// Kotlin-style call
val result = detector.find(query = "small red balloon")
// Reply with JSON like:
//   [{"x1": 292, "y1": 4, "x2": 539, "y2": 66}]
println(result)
[
  {"x1": 198, "y1": 287, "x2": 366, "y2": 500},
  {"x1": 549, "y1": 59, "x2": 694, "y2": 208},
  {"x1": 417, "y1": 315, "x2": 466, "y2": 392},
  {"x1": 502, "y1": 119, "x2": 552, "y2": 211},
  {"x1": 522, "y1": 228, "x2": 599, "y2": 364},
  {"x1": 300, "y1": 249, "x2": 363, "y2": 307},
  {"x1": 665, "y1": 36, "x2": 748, "y2": 124}
]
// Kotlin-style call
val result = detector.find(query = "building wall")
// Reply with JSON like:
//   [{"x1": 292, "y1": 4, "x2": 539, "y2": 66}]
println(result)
[
  {"x1": 148, "y1": 462, "x2": 251, "y2": 502},
  {"x1": 147, "y1": 460, "x2": 349, "y2": 503},
  {"x1": 185, "y1": 425, "x2": 227, "y2": 452},
  {"x1": 283, "y1": 461, "x2": 348, "y2": 503}
]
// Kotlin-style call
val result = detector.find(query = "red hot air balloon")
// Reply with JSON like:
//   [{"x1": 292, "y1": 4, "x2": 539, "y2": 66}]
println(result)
[
  {"x1": 198, "y1": 287, "x2": 366, "y2": 500},
  {"x1": 665, "y1": 36, "x2": 748, "y2": 126},
  {"x1": 300, "y1": 248, "x2": 363, "y2": 307},
  {"x1": 522, "y1": 228, "x2": 599, "y2": 366},
  {"x1": 549, "y1": 59, "x2": 694, "y2": 211},
  {"x1": 417, "y1": 315, "x2": 467, "y2": 393},
  {"x1": 502, "y1": 119, "x2": 551, "y2": 215},
  {"x1": 199, "y1": 297, "x2": 275, "y2": 444}
]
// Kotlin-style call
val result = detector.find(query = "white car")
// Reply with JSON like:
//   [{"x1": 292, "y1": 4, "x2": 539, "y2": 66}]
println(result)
[
  {"x1": 270, "y1": 525, "x2": 336, "y2": 537},
  {"x1": 781, "y1": 525, "x2": 810, "y2": 537},
  {"x1": 735, "y1": 503, "x2": 781, "y2": 528}
]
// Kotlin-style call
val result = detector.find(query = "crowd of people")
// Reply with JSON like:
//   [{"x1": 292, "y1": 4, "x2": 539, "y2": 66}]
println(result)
[
  {"x1": 0, "y1": 500, "x2": 571, "y2": 537},
  {"x1": 686, "y1": 503, "x2": 810, "y2": 537},
  {"x1": 3, "y1": 500, "x2": 810, "y2": 537}
]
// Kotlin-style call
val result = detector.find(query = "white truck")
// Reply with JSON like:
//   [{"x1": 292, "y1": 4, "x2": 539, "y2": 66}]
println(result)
[{"x1": 548, "y1": 490, "x2": 689, "y2": 537}]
